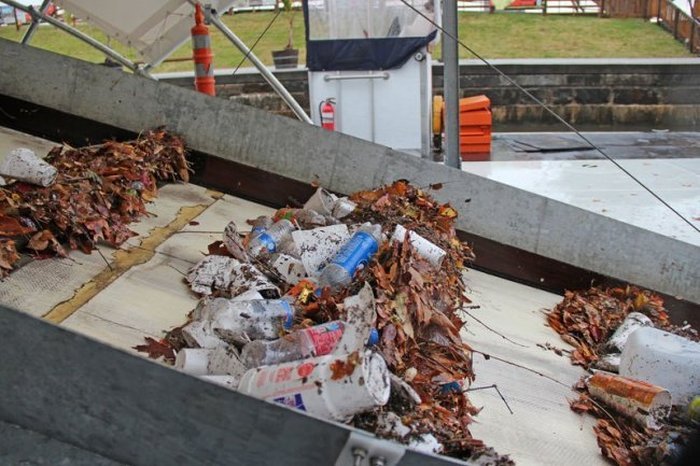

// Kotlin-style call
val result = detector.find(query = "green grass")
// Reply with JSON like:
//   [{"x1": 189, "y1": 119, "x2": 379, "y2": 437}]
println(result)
[{"x1": 0, "y1": 11, "x2": 691, "y2": 73}]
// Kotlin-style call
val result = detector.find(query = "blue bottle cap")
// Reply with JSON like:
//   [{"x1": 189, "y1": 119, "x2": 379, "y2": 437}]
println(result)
[
  {"x1": 440, "y1": 381, "x2": 462, "y2": 394},
  {"x1": 367, "y1": 328, "x2": 379, "y2": 346}
]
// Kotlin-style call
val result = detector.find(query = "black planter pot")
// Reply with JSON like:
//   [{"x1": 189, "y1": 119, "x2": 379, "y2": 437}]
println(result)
[{"x1": 271, "y1": 48, "x2": 299, "y2": 69}]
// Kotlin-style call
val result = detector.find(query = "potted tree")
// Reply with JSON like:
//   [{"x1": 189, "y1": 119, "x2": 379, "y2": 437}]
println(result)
[{"x1": 271, "y1": 0, "x2": 299, "y2": 69}]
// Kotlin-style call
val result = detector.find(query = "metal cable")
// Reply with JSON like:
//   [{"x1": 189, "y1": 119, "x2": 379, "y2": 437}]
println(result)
[
  {"x1": 231, "y1": 10, "x2": 282, "y2": 76},
  {"x1": 399, "y1": 0, "x2": 700, "y2": 234}
]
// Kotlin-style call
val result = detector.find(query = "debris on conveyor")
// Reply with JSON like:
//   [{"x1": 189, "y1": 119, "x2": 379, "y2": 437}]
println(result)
[
  {"x1": 137, "y1": 181, "x2": 512, "y2": 463},
  {"x1": 547, "y1": 287, "x2": 699, "y2": 465},
  {"x1": 545, "y1": 286, "x2": 696, "y2": 369},
  {"x1": 0, "y1": 129, "x2": 190, "y2": 277}
]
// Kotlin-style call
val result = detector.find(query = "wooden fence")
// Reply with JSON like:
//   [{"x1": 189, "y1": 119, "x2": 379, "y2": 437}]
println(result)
[
  {"x1": 655, "y1": 0, "x2": 700, "y2": 53},
  {"x1": 598, "y1": 0, "x2": 652, "y2": 16},
  {"x1": 598, "y1": 0, "x2": 699, "y2": 53}
]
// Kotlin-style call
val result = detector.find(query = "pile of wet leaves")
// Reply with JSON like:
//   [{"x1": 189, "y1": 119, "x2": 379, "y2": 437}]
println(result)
[
  {"x1": 344, "y1": 181, "x2": 490, "y2": 458},
  {"x1": 0, "y1": 129, "x2": 189, "y2": 277},
  {"x1": 547, "y1": 286, "x2": 699, "y2": 465},
  {"x1": 546, "y1": 286, "x2": 672, "y2": 368},
  {"x1": 570, "y1": 379, "x2": 697, "y2": 466},
  {"x1": 152, "y1": 180, "x2": 509, "y2": 463}
]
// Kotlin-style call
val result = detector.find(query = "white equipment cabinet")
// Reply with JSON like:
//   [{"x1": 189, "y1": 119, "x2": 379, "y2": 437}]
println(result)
[{"x1": 305, "y1": 0, "x2": 440, "y2": 157}]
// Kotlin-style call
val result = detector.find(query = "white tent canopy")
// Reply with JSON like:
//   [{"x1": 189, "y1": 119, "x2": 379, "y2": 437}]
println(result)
[{"x1": 54, "y1": 0, "x2": 235, "y2": 66}]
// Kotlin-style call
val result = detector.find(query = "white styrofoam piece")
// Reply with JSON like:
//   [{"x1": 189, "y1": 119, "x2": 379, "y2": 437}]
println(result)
[
  {"x1": 291, "y1": 224, "x2": 350, "y2": 277},
  {"x1": 0, "y1": 148, "x2": 57, "y2": 186}
]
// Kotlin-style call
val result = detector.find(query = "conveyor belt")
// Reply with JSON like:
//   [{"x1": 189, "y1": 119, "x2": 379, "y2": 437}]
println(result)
[{"x1": 0, "y1": 126, "x2": 604, "y2": 465}]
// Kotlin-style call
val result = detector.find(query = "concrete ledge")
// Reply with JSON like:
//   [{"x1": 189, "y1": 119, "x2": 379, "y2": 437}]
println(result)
[
  {"x1": 1, "y1": 39, "x2": 698, "y2": 304},
  {"x1": 0, "y1": 421, "x2": 122, "y2": 466}
]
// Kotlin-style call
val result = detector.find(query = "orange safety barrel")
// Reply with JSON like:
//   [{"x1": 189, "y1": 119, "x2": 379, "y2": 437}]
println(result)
[{"x1": 191, "y1": 3, "x2": 215, "y2": 96}]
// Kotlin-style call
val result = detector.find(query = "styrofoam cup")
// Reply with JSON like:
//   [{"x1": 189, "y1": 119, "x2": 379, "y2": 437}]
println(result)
[
  {"x1": 0, "y1": 148, "x2": 57, "y2": 187},
  {"x1": 175, "y1": 348, "x2": 214, "y2": 376},
  {"x1": 391, "y1": 224, "x2": 446, "y2": 268},
  {"x1": 237, "y1": 350, "x2": 390, "y2": 421},
  {"x1": 303, "y1": 187, "x2": 337, "y2": 215}
]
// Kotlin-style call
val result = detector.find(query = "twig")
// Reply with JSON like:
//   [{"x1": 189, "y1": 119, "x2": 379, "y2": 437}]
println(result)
[
  {"x1": 96, "y1": 246, "x2": 113, "y2": 271},
  {"x1": 167, "y1": 264, "x2": 187, "y2": 277},
  {"x1": 463, "y1": 310, "x2": 529, "y2": 348},
  {"x1": 172, "y1": 230, "x2": 224, "y2": 235},
  {"x1": 464, "y1": 384, "x2": 514, "y2": 414},
  {"x1": 470, "y1": 348, "x2": 569, "y2": 388}
]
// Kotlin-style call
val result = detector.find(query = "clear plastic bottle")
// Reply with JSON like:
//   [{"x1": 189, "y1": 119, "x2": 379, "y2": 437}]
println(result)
[
  {"x1": 316, "y1": 223, "x2": 382, "y2": 291},
  {"x1": 241, "y1": 321, "x2": 379, "y2": 367},
  {"x1": 246, "y1": 219, "x2": 295, "y2": 257},
  {"x1": 203, "y1": 297, "x2": 297, "y2": 344},
  {"x1": 250, "y1": 215, "x2": 273, "y2": 234},
  {"x1": 242, "y1": 321, "x2": 345, "y2": 367}
]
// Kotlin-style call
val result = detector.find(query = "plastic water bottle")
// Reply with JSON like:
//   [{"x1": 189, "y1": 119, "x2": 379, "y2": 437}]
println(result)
[
  {"x1": 250, "y1": 215, "x2": 273, "y2": 234},
  {"x1": 241, "y1": 321, "x2": 380, "y2": 367},
  {"x1": 316, "y1": 223, "x2": 382, "y2": 291},
  {"x1": 202, "y1": 297, "x2": 297, "y2": 344},
  {"x1": 247, "y1": 219, "x2": 295, "y2": 257}
]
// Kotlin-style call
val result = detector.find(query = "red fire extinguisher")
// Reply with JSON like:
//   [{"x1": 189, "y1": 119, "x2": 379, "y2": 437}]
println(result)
[{"x1": 320, "y1": 98, "x2": 336, "y2": 131}]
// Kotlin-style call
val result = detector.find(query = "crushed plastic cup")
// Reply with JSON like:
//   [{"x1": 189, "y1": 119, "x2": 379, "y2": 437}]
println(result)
[
  {"x1": 188, "y1": 256, "x2": 280, "y2": 298},
  {"x1": 391, "y1": 224, "x2": 446, "y2": 269},
  {"x1": 0, "y1": 148, "x2": 57, "y2": 187},
  {"x1": 222, "y1": 221, "x2": 249, "y2": 262},
  {"x1": 333, "y1": 282, "x2": 376, "y2": 355},
  {"x1": 200, "y1": 298, "x2": 296, "y2": 345},
  {"x1": 303, "y1": 187, "x2": 337, "y2": 216},
  {"x1": 332, "y1": 197, "x2": 357, "y2": 219},
  {"x1": 237, "y1": 350, "x2": 390, "y2": 422}
]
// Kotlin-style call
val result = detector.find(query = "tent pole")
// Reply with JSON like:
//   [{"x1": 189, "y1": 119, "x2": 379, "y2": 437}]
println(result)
[
  {"x1": 20, "y1": 0, "x2": 50, "y2": 45},
  {"x1": 443, "y1": 0, "x2": 460, "y2": 169},
  {"x1": 3, "y1": 0, "x2": 148, "y2": 77},
  {"x1": 203, "y1": 6, "x2": 312, "y2": 124}
]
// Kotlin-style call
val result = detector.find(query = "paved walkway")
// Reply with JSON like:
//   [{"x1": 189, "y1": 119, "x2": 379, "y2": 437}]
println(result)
[{"x1": 462, "y1": 131, "x2": 700, "y2": 246}]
